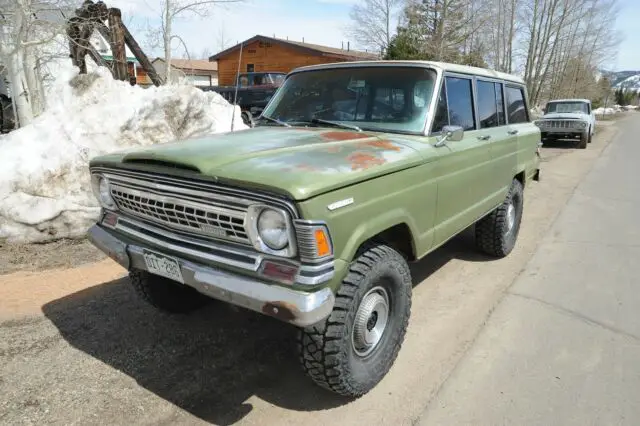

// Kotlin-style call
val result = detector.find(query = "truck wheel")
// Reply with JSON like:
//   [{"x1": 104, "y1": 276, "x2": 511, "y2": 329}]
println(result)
[
  {"x1": 475, "y1": 178, "x2": 524, "y2": 258},
  {"x1": 578, "y1": 132, "x2": 588, "y2": 149},
  {"x1": 587, "y1": 128, "x2": 593, "y2": 143},
  {"x1": 129, "y1": 269, "x2": 211, "y2": 314},
  {"x1": 298, "y1": 244, "x2": 412, "y2": 397},
  {"x1": 241, "y1": 111, "x2": 254, "y2": 127}
]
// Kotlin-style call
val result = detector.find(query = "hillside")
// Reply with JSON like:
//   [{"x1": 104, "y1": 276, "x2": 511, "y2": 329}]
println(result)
[{"x1": 601, "y1": 70, "x2": 640, "y2": 91}]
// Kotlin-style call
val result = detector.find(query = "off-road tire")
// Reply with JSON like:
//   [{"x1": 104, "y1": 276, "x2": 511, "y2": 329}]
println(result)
[
  {"x1": 475, "y1": 179, "x2": 524, "y2": 258},
  {"x1": 587, "y1": 128, "x2": 593, "y2": 143},
  {"x1": 129, "y1": 269, "x2": 211, "y2": 314},
  {"x1": 578, "y1": 132, "x2": 588, "y2": 149},
  {"x1": 298, "y1": 244, "x2": 412, "y2": 397},
  {"x1": 241, "y1": 111, "x2": 254, "y2": 127}
]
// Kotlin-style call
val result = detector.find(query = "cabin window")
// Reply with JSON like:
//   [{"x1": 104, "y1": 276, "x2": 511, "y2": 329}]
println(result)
[
  {"x1": 505, "y1": 85, "x2": 529, "y2": 123},
  {"x1": 477, "y1": 80, "x2": 506, "y2": 128}
]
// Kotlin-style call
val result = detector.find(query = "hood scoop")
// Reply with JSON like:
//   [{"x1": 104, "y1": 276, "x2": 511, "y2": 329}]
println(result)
[{"x1": 122, "y1": 158, "x2": 201, "y2": 173}]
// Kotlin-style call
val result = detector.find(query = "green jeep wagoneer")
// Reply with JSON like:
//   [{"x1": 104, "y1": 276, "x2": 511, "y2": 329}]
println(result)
[{"x1": 87, "y1": 60, "x2": 541, "y2": 397}]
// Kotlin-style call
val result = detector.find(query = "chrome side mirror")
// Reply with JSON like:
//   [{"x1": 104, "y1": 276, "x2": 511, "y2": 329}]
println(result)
[{"x1": 435, "y1": 125, "x2": 464, "y2": 147}]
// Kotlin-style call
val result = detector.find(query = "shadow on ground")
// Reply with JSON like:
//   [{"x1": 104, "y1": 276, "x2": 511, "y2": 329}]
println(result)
[
  {"x1": 540, "y1": 138, "x2": 583, "y2": 150},
  {"x1": 42, "y1": 227, "x2": 491, "y2": 425}
]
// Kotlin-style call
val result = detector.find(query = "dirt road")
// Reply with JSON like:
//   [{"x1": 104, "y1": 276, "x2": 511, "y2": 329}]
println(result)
[{"x1": 0, "y1": 120, "x2": 622, "y2": 426}]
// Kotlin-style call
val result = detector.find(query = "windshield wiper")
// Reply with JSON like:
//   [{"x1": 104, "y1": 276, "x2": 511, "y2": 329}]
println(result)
[
  {"x1": 259, "y1": 115, "x2": 291, "y2": 127},
  {"x1": 310, "y1": 118, "x2": 362, "y2": 132}
]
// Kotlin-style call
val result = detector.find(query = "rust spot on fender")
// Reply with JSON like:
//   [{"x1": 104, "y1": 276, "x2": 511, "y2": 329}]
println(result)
[
  {"x1": 320, "y1": 131, "x2": 370, "y2": 142},
  {"x1": 347, "y1": 152, "x2": 386, "y2": 170},
  {"x1": 358, "y1": 140, "x2": 402, "y2": 151},
  {"x1": 262, "y1": 301, "x2": 298, "y2": 321}
]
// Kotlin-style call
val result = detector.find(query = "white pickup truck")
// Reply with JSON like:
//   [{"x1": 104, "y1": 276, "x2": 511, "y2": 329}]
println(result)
[{"x1": 534, "y1": 98, "x2": 596, "y2": 149}]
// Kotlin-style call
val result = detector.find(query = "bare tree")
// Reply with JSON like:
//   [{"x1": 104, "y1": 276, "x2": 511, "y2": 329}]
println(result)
[
  {"x1": 516, "y1": 0, "x2": 623, "y2": 106},
  {"x1": 215, "y1": 23, "x2": 230, "y2": 52},
  {"x1": 481, "y1": 0, "x2": 518, "y2": 72},
  {"x1": 153, "y1": 0, "x2": 242, "y2": 85},
  {"x1": 346, "y1": 0, "x2": 404, "y2": 54},
  {"x1": 0, "y1": 0, "x2": 73, "y2": 126}
]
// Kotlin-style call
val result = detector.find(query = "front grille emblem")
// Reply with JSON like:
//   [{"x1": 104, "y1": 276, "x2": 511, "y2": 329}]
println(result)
[{"x1": 199, "y1": 224, "x2": 228, "y2": 238}]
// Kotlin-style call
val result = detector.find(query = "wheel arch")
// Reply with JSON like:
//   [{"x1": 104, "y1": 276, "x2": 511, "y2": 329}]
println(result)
[{"x1": 338, "y1": 210, "x2": 420, "y2": 263}]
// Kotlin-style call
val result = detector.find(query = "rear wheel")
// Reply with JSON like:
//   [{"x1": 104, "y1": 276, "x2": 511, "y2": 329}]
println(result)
[
  {"x1": 475, "y1": 179, "x2": 524, "y2": 258},
  {"x1": 129, "y1": 269, "x2": 212, "y2": 314},
  {"x1": 298, "y1": 244, "x2": 412, "y2": 397}
]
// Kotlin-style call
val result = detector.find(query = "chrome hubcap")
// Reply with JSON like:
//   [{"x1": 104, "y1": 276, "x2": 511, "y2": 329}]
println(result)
[
  {"x1": 506, "y1": 202, "x2": 516, "y2": 233},
  {"x1": 352, "y1": 286, "x2": 390, "y2": 357}
]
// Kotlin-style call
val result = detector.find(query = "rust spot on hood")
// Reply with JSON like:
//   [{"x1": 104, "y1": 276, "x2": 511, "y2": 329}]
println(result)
[
  {"x1": 296, "y1": 163, "x2": 320, "y2": 172},
  {"x1": 347, "y1": 152, "x2": 386, "y2": 170},
  {"x1": 321, "y1": 131, "x2": 370, "y2": 142},
  {"x1": 358, "y1": 140, "x2": 402, "y2": 152},
  {"x1": 326, "y1": 145, "x2": 343, "y2": 153}
]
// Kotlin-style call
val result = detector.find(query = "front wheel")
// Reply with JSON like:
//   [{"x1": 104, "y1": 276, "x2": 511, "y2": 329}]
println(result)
[
  {"x1": 129, "y1": 269, "x2": 212, "y2": 314},
  {"x1": 298, "y1": 244, "x2": 412, "y2": 397},
  {"x1": 475, "y1": 178, "x2": 524, "y2": 258},
  {"x1": 578, "y1": 132, "x2": 588, "y2": 149}
]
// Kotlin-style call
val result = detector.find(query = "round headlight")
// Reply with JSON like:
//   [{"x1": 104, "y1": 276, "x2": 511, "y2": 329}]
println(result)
[
  {"x1": 257, "y1": 209, "x2": 289, "y2": 250},
  {"x1": 578, "y1": 122, "x2": 587, "y2": 128},
  {"x1": 97, "y1": 176, "x2": 116, "y2": 210}
]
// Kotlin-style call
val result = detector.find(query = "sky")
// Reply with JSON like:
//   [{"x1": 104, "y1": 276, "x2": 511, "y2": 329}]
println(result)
[
  {"x1": 111, "y1": 0, "x2": 361, "y2": 59},
  {"x1": 612, "y1": 0, "x2": 640, "y2": 71},
  {"x1": 110, "y1": 0, "x2": 640, "y2": 72}
]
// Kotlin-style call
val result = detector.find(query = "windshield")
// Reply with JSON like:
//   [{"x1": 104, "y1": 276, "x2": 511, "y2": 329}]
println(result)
[
  {"x1": 270, "y1": 73, "x2": 286, "y2": 85},
  {"x1": 546, "y1": 101, "x2": 589, "y2": 114},
  {"x1": 260, "y1": 67, "x2": 437, "y2": 134}
]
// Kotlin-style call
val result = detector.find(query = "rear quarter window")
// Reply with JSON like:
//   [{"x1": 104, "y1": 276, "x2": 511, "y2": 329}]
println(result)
[{"x1": 505, "y1": 86, "x2": 529, "y2": 124}]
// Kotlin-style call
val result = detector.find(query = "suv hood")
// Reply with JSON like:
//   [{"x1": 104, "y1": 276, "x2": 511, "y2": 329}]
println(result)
[
  {"x1": 541, "y1": 112, "x2": 587, "y2": 120},
  {"x1": 91, "y1": 127, "x2": 434, "y2": 200}
]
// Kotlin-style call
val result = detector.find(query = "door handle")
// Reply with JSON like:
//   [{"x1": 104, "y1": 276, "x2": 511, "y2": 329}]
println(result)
[
  {"x1": 477, "y1": 135, "x2": 491, "y2": 141},
  {"x1": 508, "y1": 129, "x2": 519, "y2": 135}
]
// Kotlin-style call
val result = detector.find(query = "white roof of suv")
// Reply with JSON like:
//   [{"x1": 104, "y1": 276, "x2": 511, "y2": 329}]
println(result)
[
  {"x1": 547, "y1": 98, "x2": 591, "y2": 104},
  {"x1": 291, "y1": 60, "x2": 526, "y2": 85}
]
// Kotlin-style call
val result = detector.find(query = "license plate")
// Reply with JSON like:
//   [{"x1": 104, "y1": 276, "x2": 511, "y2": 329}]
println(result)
[{"x1": 143, "y1": 250, "x2": 184, "y2": 284}]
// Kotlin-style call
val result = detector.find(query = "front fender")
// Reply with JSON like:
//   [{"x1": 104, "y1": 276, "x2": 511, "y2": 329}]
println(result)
[{"x1": 296, "y1": 163, "x2": 439, "y2": 265}]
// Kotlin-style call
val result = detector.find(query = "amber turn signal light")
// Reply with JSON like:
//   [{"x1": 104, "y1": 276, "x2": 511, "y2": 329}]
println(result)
[{"x1": 314, "y1": 228, "x2": 331, "y2": 257}]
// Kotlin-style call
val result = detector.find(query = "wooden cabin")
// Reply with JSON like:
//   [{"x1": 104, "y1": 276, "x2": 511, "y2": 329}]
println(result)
[{"x1": 209, "y1": 35, "x2": 380, "y2": 86}]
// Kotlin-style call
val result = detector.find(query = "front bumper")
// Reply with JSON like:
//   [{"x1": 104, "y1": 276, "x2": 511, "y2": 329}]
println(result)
[
  {"x1": 88, "y1": 224, "x2": 336, "y2": 327},
  {"x1": 540, "y1": 129, "x2": 586, "y2": 137}
]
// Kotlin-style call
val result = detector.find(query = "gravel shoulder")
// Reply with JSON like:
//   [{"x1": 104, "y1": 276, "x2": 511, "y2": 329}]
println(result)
[
  {"x1": 0, "y1": 119, "x2": 623, "y2": 426},
  {"x1": 0, "y1": 239, "x2": 106, "y2": 275}
]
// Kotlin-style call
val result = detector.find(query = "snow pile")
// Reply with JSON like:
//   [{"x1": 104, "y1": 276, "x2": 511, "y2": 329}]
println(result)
[
  {"x1": 0, "y1": 66, "x2": 247, "y2": 243},
  {"x1": 593, "y1": 107, "x2": 618, "y2": 115},
  {"x1": 530, "y1": 106, "x2": 544, "y2": 119}
]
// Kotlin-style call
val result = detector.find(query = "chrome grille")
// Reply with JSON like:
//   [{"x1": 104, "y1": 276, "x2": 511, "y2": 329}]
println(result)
[
  {"x1": 547, "y1": 120, "x2": 578, "y2": 129},
  {"x1": 109, "y1": 184, "x2": 249, "y2": 245},
  {"x1": 93, "y1": 167, "x2": 300, "y2": 248}
]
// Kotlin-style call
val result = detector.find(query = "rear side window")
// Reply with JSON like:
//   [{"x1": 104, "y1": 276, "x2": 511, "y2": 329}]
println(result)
[
  {"x1": 477, "y1": 80, "x2": 499, "y2": 129},
  {"x1": 445, "y1": 76, "x2": 475, "y2": 131},
  {"x1": 505, "y1": 86, "x2": 529, "y2": 124}
]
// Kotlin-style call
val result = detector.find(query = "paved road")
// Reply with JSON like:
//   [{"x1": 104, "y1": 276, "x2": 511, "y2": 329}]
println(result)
[
  {"x1": 0, "y1": 118, "x2": 629, "y2": 426},
  {"x1": 419, "y1": 115, "x2": 640, "y2": 425}
]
